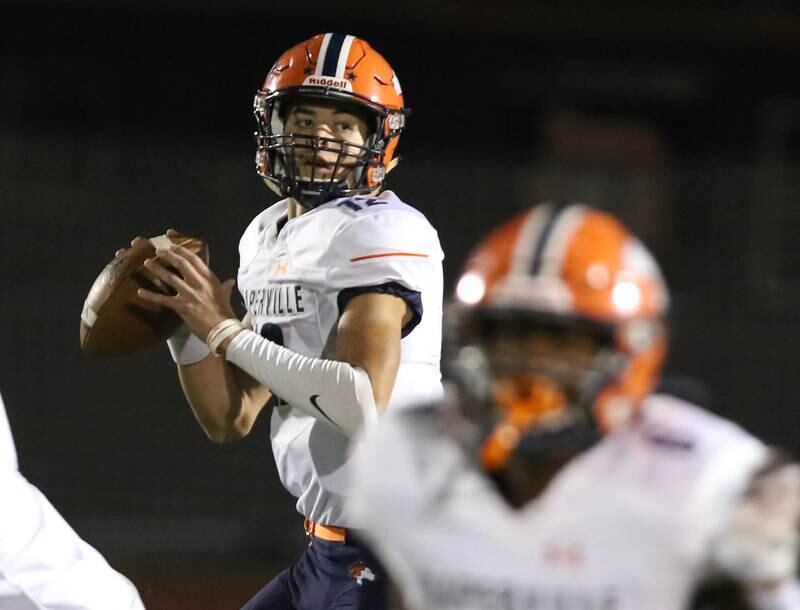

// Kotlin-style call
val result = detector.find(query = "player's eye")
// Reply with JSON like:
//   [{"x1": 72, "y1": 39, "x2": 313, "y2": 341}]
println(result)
[{"x1": 289, "y1": 116, "x2": 314, "y2": 129}]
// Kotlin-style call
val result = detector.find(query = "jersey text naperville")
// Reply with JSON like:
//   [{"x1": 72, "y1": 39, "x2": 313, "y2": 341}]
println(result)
[{"x1": 244, "y1": 285, "x2": 305, "y2": 317}]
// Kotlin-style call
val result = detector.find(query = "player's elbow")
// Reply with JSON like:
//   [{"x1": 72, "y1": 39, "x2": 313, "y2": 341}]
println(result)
[
  {"x1": 204, "y1": 425, "x2": 245, "y2": 444},
  {"x1": 207, "y1": 430, "x2": 243, "y2": 444},
  {"x1": 204, "y1": 409, "x2": 257, "y2": 444}
]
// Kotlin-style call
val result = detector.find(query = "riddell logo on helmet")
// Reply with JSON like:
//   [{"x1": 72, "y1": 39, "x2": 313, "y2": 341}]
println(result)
[{"x1": 303, "y1": 75, "x2": 353, "y2": 91}]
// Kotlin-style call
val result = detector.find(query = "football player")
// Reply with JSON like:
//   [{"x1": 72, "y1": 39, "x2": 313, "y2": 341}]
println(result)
[
  {"x1": 134, "y1": 33, "x2": 444, "y2": 609},
  {"x1": 351, "y1": 203, "x2": 800, "y2": 610},
  {"x1": 0, "y1": 392, "x2": 145, "y2": 609}
]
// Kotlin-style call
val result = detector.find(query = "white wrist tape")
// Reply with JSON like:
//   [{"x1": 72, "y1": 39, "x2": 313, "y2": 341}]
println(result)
[
  {"x1": 167, "y1": 324, "x2": 211, "y2": 365},
  {"x1": 224, "y1": 329, "x2": 378, "y2": 438},
  {"x1": 206, "y1": 318, "x2": 245, "y2": 356}
]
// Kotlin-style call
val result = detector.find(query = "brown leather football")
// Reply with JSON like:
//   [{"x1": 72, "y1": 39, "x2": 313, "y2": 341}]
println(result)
[{"x1": 80, "y1": 233, "x2": 209, "y2": 357}]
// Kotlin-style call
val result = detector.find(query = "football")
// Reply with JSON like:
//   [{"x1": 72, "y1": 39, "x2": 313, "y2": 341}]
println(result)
[{"x1": 80, "y1": 233, "x2": 209, "y2": 357}]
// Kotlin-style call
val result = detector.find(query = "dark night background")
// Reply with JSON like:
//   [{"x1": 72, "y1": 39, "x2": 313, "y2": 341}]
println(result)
[{"x1": 1, "y1": 1, "x2": 800, "y2": 607}]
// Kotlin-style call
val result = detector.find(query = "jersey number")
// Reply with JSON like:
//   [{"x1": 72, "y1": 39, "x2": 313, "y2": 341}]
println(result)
[{"x1": 337, "y1": 198, "x2": 387, "y2": 212}]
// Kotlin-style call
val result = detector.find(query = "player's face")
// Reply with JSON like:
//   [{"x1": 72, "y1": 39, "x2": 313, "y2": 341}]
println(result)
[
  {"x1": 284, "y1": 103, "x2": 370, "y2": 186},
  {"x1": 481, "y1": 322, "x2": 613, "y2": 410}
]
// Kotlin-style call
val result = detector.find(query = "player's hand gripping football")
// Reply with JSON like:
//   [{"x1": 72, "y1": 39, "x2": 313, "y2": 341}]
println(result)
[{"x1": 133, "y1": 229, "x2": 237, "y2": 341}]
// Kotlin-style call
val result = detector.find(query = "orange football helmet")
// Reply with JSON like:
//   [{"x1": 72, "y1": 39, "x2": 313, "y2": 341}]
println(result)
[
  {"x1": 253, "y1": 33, "x2": 408, "y2": 208},
  {"x1": 449, "y1": 203, "x2": 669, "y2": 471}
]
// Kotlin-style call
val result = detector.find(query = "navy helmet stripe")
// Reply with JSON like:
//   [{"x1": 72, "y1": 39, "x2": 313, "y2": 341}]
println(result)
[
  {"x1": 321, "y1": 33, "x2": 347, "y2": 76},
  {"x1": 530, "y1": 204, "x2": 567, "y2": 275}
]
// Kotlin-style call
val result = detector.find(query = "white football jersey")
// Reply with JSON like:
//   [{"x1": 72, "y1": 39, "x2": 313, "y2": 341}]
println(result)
[
  {"x1": 0, "y1": 392, "x2": 17, "y2": 474},
  {"x1": 352, "y1": 394, "x2": 768, "y2": 610},
  {"x1": 237, "y1": 190, "x2": 444, "y2": 526},
  {"x1": 0, "y1": 393, "x2": 144, "y2": 609}
]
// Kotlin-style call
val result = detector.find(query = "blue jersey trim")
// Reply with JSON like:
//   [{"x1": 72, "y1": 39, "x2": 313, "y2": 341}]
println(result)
[{"x1": 337, "y1": 282, "x2": 423, "y2": 338}]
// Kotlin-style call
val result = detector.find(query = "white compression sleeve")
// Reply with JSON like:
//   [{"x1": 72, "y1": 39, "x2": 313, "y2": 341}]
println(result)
[{"x1": 224, "y1": 329, "x2": 378, "y2": 437}]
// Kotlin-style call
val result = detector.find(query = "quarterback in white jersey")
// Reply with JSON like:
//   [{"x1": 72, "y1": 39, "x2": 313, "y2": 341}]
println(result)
[
  {"x1": 236, "y1": 189, "x2": 443, "y2": 527},
  {"x1": 353, "y1": 204, "x2": 800, "y2": 610},
  {"x1": 136, "y1": 33, "x2": 443, "y2": 609},
  {"x1": 0, "y1": 392, "x2": 145, "y2": 609}
]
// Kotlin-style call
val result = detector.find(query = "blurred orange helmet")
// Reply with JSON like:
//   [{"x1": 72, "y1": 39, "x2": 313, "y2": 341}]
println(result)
[
  {"x1": 253, "y1": 33, "x2": 408, "y2": 208},
  {"x1": 450, "y1": 203, "x2": 669, "y2": 470}
]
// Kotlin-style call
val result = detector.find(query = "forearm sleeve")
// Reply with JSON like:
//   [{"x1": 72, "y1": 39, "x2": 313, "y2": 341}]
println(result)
[{"x1": 224, "y1": 329, "x2": 378, "y2": 437}]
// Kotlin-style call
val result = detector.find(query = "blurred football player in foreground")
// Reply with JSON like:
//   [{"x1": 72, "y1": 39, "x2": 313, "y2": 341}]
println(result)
[
  {"x1": 0, "y1": 392, "x2": 145, "y2": 609},
  {"x1": 134, "y1": 33, "x2": 443, "y2": 609},
  {"x1": 353, "y1": 203, "x2": 800, "y2": 610}
]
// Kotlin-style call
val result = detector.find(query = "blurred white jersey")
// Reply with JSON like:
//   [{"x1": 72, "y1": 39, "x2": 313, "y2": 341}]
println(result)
[
  {"x1": 353, "y1": 394, "x2": 768, "y2": 610},
  {"x1": 237, "y1": 190, "x2": 444, "y2": 526},
  {"x1": 0, "y1": 392, "x2": 17, "y2": 474},
  {"x1": 0, "y1": 393, "x2": 145, "y2": 609}
]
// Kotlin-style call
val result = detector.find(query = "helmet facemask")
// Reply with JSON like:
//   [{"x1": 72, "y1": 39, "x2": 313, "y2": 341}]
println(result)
[
  {"x1": 254, "y1": 90, "x2": 403, "y2": 209},
  {"x1": 448, "y1": 307, "x2": 628, "y2": 471}
]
